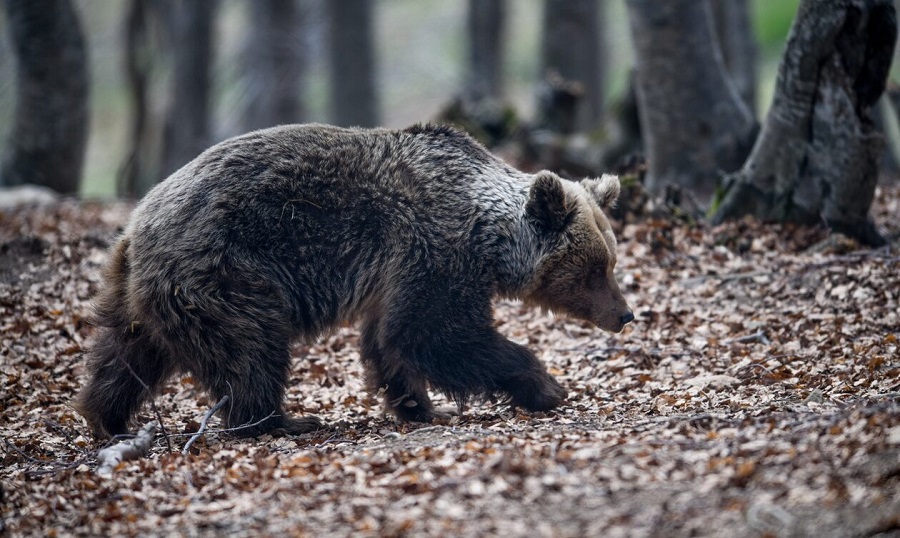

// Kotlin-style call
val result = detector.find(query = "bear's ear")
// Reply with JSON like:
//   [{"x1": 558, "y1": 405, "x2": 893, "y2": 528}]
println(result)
[
  {"x1": 581, "y1": 174, "x2": 620, "y2": 209},
  {"x1": 526, "y1": 171, "x2": 575, "y2": 231}
]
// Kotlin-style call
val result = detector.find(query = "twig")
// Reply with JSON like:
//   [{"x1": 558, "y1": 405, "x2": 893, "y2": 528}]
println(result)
[
  {"x1": 1, "y1": 433, "x2": 94, "y2": 478},
  {"x1": 182, "y1": 395, "x2": 230, "y2": 455},
  {"x1": 790, "y1": 246, "x2": 900, "y2": 282},
  {"x1": 116, "y1": 355, "x2": 172, "y2": 452},
  {"x1": 159, "y1": 410, "x2": 279, "y2": 439},
  {"x1": 734, "y1": 362, "x2": 777, "y2": 379},
  {"x1": 680, "y1": 270, "x2": 772, "y2": 288},
  {"x1": 96, "y1": 421, "x2": 158, "y2": 477}
]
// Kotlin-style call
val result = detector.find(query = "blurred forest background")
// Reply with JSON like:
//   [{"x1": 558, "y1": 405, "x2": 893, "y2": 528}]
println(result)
[
  {"x1": 0, "y1": 0, "x2": 898, "y2": 237},
  {"x1": 0, "y1": 0, "x2": 807, "y2": 194}
]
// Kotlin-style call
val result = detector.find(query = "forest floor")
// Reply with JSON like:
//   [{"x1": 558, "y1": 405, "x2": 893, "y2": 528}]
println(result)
[{"x1": 1, "y1": 185, "x2": 899, "y2": 537}]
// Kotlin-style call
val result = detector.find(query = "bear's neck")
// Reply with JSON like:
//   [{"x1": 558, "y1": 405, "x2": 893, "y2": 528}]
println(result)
[
  {"x1": 450, "y1": 163, "x2": 544, "y2": 299},
  {"x1": 491, "y1": 207, "x2": 545, "y2": 300}
]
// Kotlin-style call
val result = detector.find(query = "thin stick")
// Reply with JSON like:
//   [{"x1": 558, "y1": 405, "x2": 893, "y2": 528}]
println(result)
[
  {"x1": 116, "y1": 355, "x2": 172, "y2": 452},
  {"x1": 161, "y1": 410, "x2": 279, "y2": 439},
  {"x1": 182, "y1": 395, "x2": 230, "y2": 454},
  {"x1": 724, "y1": 331, "x2": 771, "y2": 345}
]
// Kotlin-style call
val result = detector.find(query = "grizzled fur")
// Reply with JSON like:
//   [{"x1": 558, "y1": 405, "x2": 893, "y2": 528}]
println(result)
[{"x1": 75, "y1": 123, "x2": 632, "y2": 438}]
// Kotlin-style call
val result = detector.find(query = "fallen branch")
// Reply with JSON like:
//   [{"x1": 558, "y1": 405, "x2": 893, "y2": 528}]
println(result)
[
  {"x1": 96, "y1": 421, "x2": 157, "y2": 477},
  {"x1": 182, "y1": 395, "x2": 230, "y2": 455}
]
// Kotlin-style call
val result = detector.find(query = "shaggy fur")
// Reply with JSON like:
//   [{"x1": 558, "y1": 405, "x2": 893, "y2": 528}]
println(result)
[{"x1": 75, "y1": 123, "x2": 632, "y2": 437}]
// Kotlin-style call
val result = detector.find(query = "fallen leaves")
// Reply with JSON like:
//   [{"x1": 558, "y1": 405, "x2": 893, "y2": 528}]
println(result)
[{"x1": 1, "y1": 186, "x2": 900, "y2": 536}]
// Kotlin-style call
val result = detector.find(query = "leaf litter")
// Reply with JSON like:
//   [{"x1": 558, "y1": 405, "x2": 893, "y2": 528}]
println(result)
[{"x1": 1, "y1": 186, "x2": 899, "y2": 537}]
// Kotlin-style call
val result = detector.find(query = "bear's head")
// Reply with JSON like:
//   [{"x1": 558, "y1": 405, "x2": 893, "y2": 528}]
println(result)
[{"x1": 522, "y1": 171, "x2": 634, "y2": 333}]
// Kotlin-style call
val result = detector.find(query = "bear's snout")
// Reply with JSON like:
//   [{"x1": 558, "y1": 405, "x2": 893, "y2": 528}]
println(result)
[{"x1": 620, "y1": 311, "x2": 634, "y2": 325}]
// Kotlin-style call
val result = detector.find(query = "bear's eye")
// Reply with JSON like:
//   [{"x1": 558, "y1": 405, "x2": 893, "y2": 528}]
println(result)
[{"x1": 586, "y1": 265, "x2": 606, "y2": 288}]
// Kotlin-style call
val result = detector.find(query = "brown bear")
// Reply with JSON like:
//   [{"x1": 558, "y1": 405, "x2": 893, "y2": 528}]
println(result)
[{"x1": 75, "y1": 123, "x2": 633, "y2": 438}]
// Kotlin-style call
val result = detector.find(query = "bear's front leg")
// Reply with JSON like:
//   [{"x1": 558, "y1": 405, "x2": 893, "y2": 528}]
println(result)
[
  {"x1": 381, "y1": 322, "x2": 567, "y2": 416},
  {"x1": 489, "y1": 337, "x2": 568, "y2": 412},
  {"x1": 374, "y1": 277, "x2": 567, "y2": 417}
]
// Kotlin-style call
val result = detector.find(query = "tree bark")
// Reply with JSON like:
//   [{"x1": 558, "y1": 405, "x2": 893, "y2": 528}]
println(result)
[
  {"x1": 327, "y1": 0, "x2": 379, "y2": 127},
  {"x1": 712, "y1": 0, "x2": 897, "y2": 246},
  {"x1": 541, "y1": 0, "x2": 604, "y2": 131},
  {"x1": 710, "y1": 0, "x2": 758, "y2": 113},
  {"x1": 160, "y1": 0, "x2": 216, "y2": 178},
  {"x1": 239, "y1": 0, "x2": 309, "y2": 133},
  {"x1": 466, "y1": 0, "x2": 506, "y2": 104},
  {"x1": 1, "y1": 0, "x2": 89, "y2": 194},
  {"x1": 626, "y1": 0, "x2": 757, "y2": 201}
]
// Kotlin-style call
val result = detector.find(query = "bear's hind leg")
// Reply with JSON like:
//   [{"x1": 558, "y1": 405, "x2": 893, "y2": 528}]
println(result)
[
  {"x1": 191, "y1": 335, "x2": 322, "y2": 438},
  {"x1": 360, "y1": 319, "x2": 441, "y2": 422},
  {"x1": 75, "y1": 326, "x2": 175, "y2": 438}
]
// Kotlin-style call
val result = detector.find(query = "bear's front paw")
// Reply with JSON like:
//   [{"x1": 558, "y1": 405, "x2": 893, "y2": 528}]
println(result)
[{"x1": 506, "y1": 371, "x2": 567, "y2": 412}]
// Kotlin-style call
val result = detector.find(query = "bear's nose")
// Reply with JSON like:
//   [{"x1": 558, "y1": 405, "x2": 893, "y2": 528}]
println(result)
[{"x1": 620, "y1": 311, "x2": 635, "y2": 325}]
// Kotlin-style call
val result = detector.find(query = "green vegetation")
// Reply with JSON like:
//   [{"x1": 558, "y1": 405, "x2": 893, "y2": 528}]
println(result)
[{"x1": 752, "y1": 0, "x2": 802, "y2": 52}]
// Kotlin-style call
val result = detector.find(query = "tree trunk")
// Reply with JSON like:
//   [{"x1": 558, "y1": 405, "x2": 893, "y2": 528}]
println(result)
[
  {"x1": 541, "y1": 0, "x2": 604, "y2": 131},
  {"x1": 600, "y1": 70, "x2": 643, "y2": 169},
  {"x1": 239, "y1": 0, "x2": 309, "y2": 133},
  {"x1": 160, "y1": 0, "x2": 216, "y2": 178},
  {"x1": 626, "y1": 0, "x2": 757, "y2": 201},
  {"x1": 873, "y1": 94, "x2": 900, "y2": 178},
  {"x1": 118, "y1": 0, "x2": 158, "y2": 198},
  {"x1": 710, "y1": 0, "x2": 757, "y2": 113},
  {"x1": 712, "y1": 0, "x2": 897, "y2": 247},
  {"x1": 466, "y1": 0, "x2": 506, "y2": 104},
  {"x1": 1, "y1": 0, "x2": 89, "y2": 194},
  {"x1": 327, "y1": 0, "x2": 379, "y2": 127}
]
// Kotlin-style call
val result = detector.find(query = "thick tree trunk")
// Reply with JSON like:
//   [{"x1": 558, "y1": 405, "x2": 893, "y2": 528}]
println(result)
[
  {"x1": 327, "y1": 0, "x2": 379, "y2": 127},
  {"x1": 1, "y1": 0, "x2": 89, "y2": 194},
  {"x1": 626, "y1": 0, "x2": 757, "y2": 201},
  {"x1": 466, "y1": 0, "x2": 506, "y2": 104},
  {"x1": 541, "y1": 0, "x2": 604, "y2": 131},
  {"x1": 710, "y1": 0, "x2": 758, "y2": 113},
  {"x1": 159, "y1": 0, "x2": 216, "y2": 178},
  {"x1": 240, "y1": 0, "x2": 309, "y2": 132},
  {"x1": 712, "y1": 0, "x2": 897, "y2": 246}
]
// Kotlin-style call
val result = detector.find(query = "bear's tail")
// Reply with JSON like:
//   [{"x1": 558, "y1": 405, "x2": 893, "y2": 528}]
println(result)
[{"x1": 74, "y1": 237, "x2": 174, "y2": 437}]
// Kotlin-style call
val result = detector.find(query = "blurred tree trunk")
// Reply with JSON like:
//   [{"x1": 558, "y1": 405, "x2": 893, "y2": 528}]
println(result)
[
  {"x1": 713, "y1": 0, "x2": 896, "y2": 247},
  {"x1": 160, "y1": 0, "x2": 216, "y2": 178},
  {"x1": 626, "y1": 0, "x2": 757, "y2": 202},
  {"x1": 119, "y1": 0, "x2": 158, "y2": 198},
  {"x1": 466, "y1": 0, "x2": 506, "y2": 104},
  {"x1": 541, "y1": 0, "x2": 604, "y2": 131},
  {"x1": 600, "y1": 71, "x2": 643, "y2": 169},
  {"x1": 710, "y1": 0, "x2": 757, "y2": 113},
  {"x1": 327, "y1": 0, "x2": 379, "y2": 127},
  {"x1": 240, "y1": 0, "x2": 310, "y2": 132},
  {"x1": 873, "y1": 95, "x2": 900, "y2": 178},
  {"x1": 1, "y1": 0, "x2": 89, "y2": 194}
]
